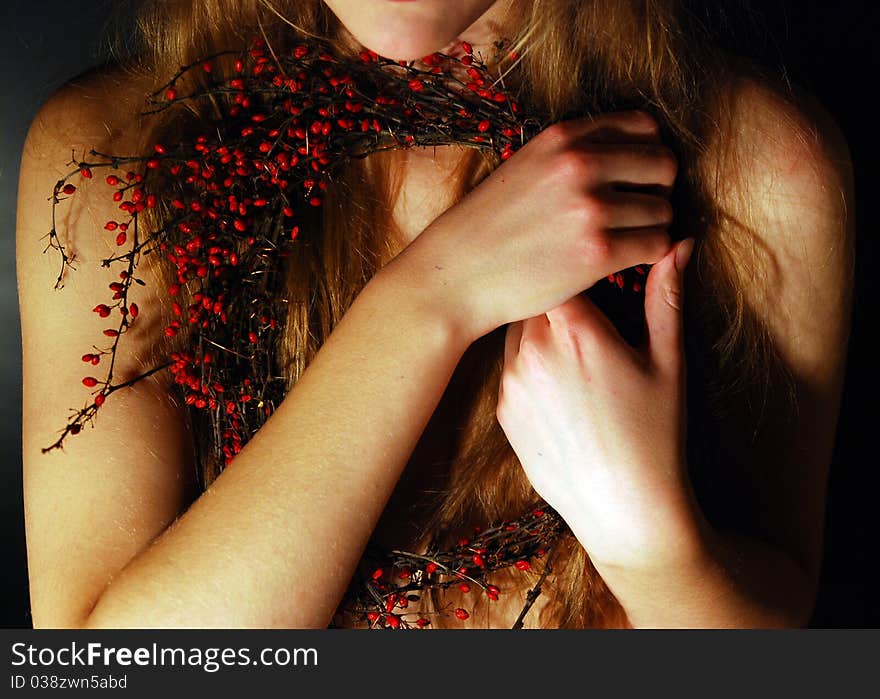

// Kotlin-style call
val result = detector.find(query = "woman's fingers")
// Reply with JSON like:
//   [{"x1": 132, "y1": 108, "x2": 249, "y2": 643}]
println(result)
[
  {"x1": 602, "y1": 190, "x2": 674, "y2": 230},
  {"x1": 644, "y1": 238, "x2": 694, "y2": 375},
  {"x1": 570, "y1": 110, "x2": 662, "y2": 142},
  {"x1": 607, "y1": 227, "x2": 672, "y2": 271},
  {"x1": 544, "y1": 292, "x2": 625, "y2": 358},
  {"x1": 583, "y1": 143, "x2": 678, "y2": 188}
]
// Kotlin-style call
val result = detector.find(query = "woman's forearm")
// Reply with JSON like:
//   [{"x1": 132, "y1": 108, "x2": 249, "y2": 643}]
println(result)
[
  {"x1": 84, "y1": 264, "x2": 472, "y2": 628},
  {"x1": 594, "y1": 519, "x2": 817, "y2": 628}
]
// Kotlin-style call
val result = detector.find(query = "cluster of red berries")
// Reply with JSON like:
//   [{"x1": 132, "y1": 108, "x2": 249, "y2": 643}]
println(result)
[
  {"x1": 335, "y1": 507, "x2": 565, "y2": 629},
  {"x1": 43, "y1": 37, "x2": 541, "y2": 458},
  {"x1": 45, "y1": 36, "x2": 644, "y2": 462}
]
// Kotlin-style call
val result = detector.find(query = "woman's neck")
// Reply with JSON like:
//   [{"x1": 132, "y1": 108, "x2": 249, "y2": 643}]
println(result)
[{"x1": 440, "y1": 0, "x2": 514, "y2": 57}]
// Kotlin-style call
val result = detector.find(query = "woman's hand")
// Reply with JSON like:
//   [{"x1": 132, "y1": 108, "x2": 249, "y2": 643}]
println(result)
[
  {"x1": 384, "y1": 110, "x2": 678, "y2": 343},
  {"x1": 496, "y1": 238, "x2": 708, "y2": 572}
]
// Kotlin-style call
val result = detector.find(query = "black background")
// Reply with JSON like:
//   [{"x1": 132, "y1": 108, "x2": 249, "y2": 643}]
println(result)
[{"x1": 1, "y1": 1, "x2": 877, "y2": 628}]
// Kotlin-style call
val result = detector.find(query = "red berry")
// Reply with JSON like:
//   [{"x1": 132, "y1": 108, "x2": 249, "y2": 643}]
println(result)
[
  {"x1": 386, "y1": 614, "x2": 400, "y2": 629},
  {"x1": 165, "y1": 87, "x2": 177, "y2": 101},
  {"x1": 408, "y1": 79, "x2": 425, "y2": 92},
  {"x1": 82, "y1": 377, "x2": 98, "y2": 387},
  {"x1": 515, "y1": 560, "x2": 531, "y2": 571},
  {"x1": 425, "y1": 562, "x2": 438, "y2": 574},
  {"x1": 454, "y1": 608, "x2": 469, "y2": 620},
  {"x1": 62, "y1": 184, "x2": 76, "y2": 194},
  {"x1": 477, "y1": 120, "x2": 491, "y2": 133},
  {"x1": 80, "y1": 167, "x2": 93, "y2": 178},
  {"x1": 372, "y1": 568, "x2": 384, "y2": 580},
  {"x1": 94, "y1": 394, "x2": 105, "y2": 407}
]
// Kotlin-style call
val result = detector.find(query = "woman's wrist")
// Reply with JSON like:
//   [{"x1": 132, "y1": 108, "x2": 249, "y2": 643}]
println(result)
[{"x1": 367, "y1": 243, "x2": 484, "y2": 350}]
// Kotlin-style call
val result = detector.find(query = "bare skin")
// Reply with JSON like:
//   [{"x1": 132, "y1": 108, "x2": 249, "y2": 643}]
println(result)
[{"x1": 18, "y1": 5, "x2": 853, "y2": 628}]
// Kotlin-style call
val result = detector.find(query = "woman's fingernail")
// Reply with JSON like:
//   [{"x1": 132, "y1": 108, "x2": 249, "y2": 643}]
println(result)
[{"x1": 675, "y1": 237, "x2": 695, "y2": 272}]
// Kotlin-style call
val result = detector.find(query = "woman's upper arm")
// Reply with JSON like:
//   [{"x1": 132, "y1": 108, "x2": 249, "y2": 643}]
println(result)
[
  {"x1": 706, "y1": 76, "x2": 855, "y2": 599},
  {"x1": 17, "y1": 73, "x2": 198, "y2": 628}
]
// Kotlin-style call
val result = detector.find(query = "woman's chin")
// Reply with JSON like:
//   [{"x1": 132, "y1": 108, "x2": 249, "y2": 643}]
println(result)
[
  {"x1": 347, "y1": 26, "x2": 456, "y2": 60},
  {"x1": 322, "y1": 0, "x2": 504, "y2": 60}
]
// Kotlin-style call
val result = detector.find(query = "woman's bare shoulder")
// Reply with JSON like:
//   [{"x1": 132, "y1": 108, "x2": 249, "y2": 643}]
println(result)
[
  {"x1": 17, "y1": 62, "x2": 164, "y2": 346},
  {"x1": 709, "y1": 70, "x2": 854, "y2": 353},
  {"x1": 705, "y1": 69, "x2": 853, "y2": 220},
  {"x1": 23, "y1": 62, "x2": 155, "y2": 162},
  {"x1": 18, "y1": 62, "x2": 157, "y2": 267}
]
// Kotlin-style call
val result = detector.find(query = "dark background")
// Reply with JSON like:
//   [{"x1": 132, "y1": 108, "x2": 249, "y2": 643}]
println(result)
[{"x1": 1, "y1": 1, "x2": 876, "y2": 628}]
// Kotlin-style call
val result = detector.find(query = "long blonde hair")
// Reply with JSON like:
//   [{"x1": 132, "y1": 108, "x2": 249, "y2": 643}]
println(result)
[{"x1": 120, "y1": 0, "x2": 795, "y2": 627}]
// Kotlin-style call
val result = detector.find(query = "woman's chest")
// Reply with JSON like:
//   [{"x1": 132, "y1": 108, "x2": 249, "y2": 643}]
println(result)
[{"x1": 383, "y1": 146, "x2": 473, "y2": 252}]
